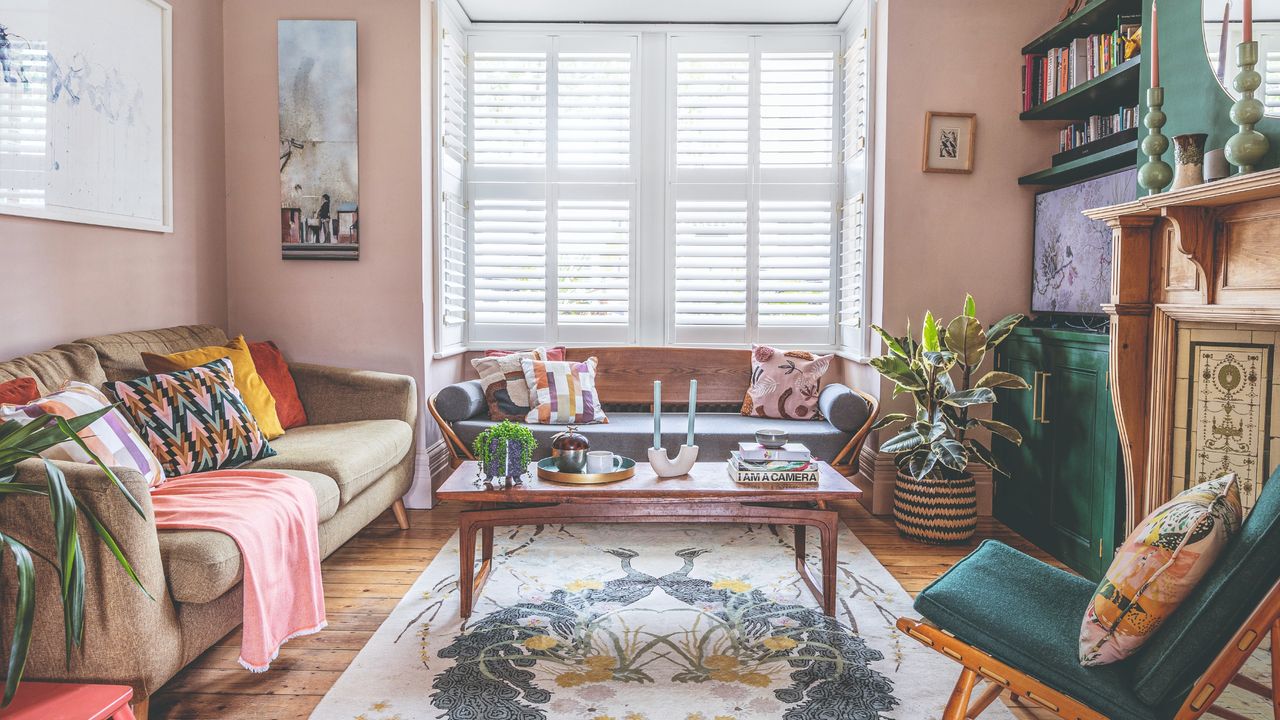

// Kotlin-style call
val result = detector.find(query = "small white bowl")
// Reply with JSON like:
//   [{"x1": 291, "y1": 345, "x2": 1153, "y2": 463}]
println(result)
[{"x1": 755, "y1": 429, "x2": 788, "y2": 449}]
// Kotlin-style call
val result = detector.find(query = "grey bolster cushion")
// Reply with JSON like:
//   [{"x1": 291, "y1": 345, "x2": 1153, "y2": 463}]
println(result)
[
  {"x1": 435, "y1": 380, "x2": 487, "y2": 422},
  {"x1": 819, "y1": 383, "x2": 871, "y2": 434}
]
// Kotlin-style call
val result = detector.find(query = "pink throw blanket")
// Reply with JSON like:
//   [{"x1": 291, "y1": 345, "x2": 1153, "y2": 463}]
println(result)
[{"x1": 150, "y1": 471, "x2": 327, "y2": 672}]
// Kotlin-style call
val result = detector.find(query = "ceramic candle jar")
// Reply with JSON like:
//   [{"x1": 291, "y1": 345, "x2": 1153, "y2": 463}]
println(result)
[{"x1": 1171, "y1": 133, "x2": 1208, "y2": 190}]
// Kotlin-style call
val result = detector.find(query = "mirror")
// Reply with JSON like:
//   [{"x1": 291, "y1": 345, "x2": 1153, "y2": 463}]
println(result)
[{"x1": 1203, "y1": 0, "x2": 1280, "y2": 115}]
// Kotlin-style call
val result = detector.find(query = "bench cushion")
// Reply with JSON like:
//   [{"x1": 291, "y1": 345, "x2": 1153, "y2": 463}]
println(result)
[
  {"x1": 914, "y1": 540, "x2": 1157, "y2": 720},
  {"x1": 1131, "y1": 467, "x2": 1280, "y2": 711},
  {"x1": 451, "y1": 411, "x2": 851, "y2": 463},
  {"x1": 246, "y1": 419, "x2": 412, "y2": 503},
  {"x1": 158, "y1": 470, "x2": 339, "y2": 604}
]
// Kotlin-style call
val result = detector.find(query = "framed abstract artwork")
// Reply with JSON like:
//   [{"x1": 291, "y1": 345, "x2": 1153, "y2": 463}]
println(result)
[
  {"x1": 0, "y1": 0, "x2": 173, "y2": 232},
  {"x1": 278, "y1": 19, "x2": 359, "y2": 261},
  {"x1": 921, "y1": 111, "x2": 975, "y2": 174}
]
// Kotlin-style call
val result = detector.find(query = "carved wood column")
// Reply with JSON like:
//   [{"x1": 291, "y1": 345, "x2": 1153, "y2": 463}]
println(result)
[{"x1": 1102, "y1": 215, "x2": 1156, "y2": 532}]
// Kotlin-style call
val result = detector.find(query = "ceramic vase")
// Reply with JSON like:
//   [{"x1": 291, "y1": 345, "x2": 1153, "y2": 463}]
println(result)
[
  {"x1": 1170, "y1": 133, "x2": 1208, "y2": 191},
  {"x1": 1205, "y1": 148, "x2": 1231, "y2": 182},
  {"x1": 893, "y1": 471, "x2": 977, "y2": 544}
]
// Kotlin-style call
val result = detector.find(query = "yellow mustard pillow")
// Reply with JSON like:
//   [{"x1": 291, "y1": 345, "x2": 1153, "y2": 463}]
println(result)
[{"x1": 142, "y1": 335, "x2": 285, "y2": 440}]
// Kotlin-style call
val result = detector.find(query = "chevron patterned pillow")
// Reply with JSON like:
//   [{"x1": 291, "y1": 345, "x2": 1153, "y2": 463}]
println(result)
[{"x1": 109, "y1": 358, "x2": 277, "y2": 477}]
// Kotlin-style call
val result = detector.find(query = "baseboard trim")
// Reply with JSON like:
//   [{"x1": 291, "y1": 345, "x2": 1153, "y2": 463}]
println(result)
[
  {"x1": 855, "y1": 444, "x2": 993, "y2": 517},
  {"x1": 404, "y1": 440, "x2": 453, "y2": 509}
]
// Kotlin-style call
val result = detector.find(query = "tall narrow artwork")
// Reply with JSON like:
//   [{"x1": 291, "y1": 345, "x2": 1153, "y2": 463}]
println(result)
[
  {"x1": 0, "y1": 0, "x2": 173, "y2": 232},
  {"x1": 278, "y1": 20, "x2": 359, "y2": 260}
]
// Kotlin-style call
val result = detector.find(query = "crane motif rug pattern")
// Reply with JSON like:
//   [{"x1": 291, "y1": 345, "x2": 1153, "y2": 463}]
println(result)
[{"x1": 311, "y1": 523, "x2": 1016, "y2": 720}]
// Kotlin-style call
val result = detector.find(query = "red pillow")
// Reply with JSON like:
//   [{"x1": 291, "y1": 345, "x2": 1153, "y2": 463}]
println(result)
[
  {"x1": 0, "y1": 377, "x2": 39, "y2": 406},
  {"x1": 484, "y1": 346, "x2": 567, "y2": 361},
  {"x1": 246, "y1": 341, "x2": 308, "y2": 429}
]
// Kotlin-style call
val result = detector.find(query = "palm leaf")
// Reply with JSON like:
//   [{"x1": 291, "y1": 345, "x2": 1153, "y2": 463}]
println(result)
[
  {"x1": 0, "y1": 532, "x2": 35, "y2": 707},
  {"x1": 79, "y1": 504, "x2": 152, "y2": 601}
]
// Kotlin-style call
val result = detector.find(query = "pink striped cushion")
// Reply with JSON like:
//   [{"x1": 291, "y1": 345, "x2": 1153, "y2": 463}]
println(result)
[
  {"x1": 520, "y1": 357, "x2": 607, "y2": 425},
  {"x1": 0, "y1": 381, "x2": 166, "y2": 487}
]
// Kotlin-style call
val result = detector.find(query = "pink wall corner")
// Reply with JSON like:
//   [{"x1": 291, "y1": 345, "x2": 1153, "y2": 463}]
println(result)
[
  {"x1": 856, "y1": 0, "x2": 1063, "y2": 414},
  {"x1": 0, "y1": 0, "x2": 228, "y2": 359},
  {"x1": 220, "y1": 0, "x2": 427, "y2": 402}
]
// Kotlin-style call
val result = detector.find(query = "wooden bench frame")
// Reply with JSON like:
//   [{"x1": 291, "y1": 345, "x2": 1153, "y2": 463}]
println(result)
[
  {"x1": 427, "y1": 346, "x2": 879, "y2": 477},
  {"x1": 896, "y1": 577, "x2": 1280, "y2": 720}
]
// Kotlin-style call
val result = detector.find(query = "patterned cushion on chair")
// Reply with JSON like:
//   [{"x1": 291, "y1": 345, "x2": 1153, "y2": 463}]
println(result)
[
  {"x1": 1079, "y1": 474, "x2": 1242, "y2": 666},
  {"x1": 109, "y1": 358, "x2": 276, "y2": 476},
  {"x1": 520, "y1": 357, "x2": 607, "y2": 425}
]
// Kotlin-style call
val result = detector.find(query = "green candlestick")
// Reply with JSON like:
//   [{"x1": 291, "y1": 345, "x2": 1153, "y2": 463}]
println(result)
[
  {"x1": 1139, "y1": 86, "x2": 1172, "y2": 195},
  {"x1": 1226, "y1": 41, "x2": 1269, "y2": 174}
]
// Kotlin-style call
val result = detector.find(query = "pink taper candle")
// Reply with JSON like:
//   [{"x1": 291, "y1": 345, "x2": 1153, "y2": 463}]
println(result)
[
  {"x1": 1150, "y1": 0, "x2": 1160, "y2": 86},
  {"x1": 1245, "y1": 0, "x2": 1254, "y2": 43}
]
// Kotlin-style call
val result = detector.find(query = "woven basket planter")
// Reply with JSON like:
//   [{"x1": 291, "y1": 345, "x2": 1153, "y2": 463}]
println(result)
[{"x1": 893, "y1": 470, "x2": 977, "y2": 544}]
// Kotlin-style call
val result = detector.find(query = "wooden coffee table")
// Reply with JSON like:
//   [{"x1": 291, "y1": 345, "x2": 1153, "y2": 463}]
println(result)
[{"x1": 436, "y1": 461, "x2": 861, "y2": 618}]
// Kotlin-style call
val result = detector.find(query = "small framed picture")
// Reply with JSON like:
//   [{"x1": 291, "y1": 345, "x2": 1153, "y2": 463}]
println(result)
[{"x1": 922, "y1": 111, "x2": 976, "y2": 174}]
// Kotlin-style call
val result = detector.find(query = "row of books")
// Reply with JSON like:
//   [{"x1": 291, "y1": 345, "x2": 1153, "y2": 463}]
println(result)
[
  {"x1": 1021, "y1": 17, "x2": 1140, "y2": 111},
  {"x1": 726, "y1": 442, "x2": 818, "y2": 485},
  {"x1": 1059, "y1": 106, "x2": 1139, "y2": 153}
]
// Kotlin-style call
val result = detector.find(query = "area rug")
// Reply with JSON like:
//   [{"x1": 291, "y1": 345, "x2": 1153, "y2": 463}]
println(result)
[{"x1": 311, "y1": 522, "x2": 1015, "y2": 720}]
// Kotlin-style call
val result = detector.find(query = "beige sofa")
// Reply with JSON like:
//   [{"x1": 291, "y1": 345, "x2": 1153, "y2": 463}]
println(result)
[{"x1": 0, "y1": 325, "x2": 417, "y2": 710}]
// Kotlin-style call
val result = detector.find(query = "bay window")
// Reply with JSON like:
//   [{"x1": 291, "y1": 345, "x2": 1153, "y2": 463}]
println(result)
[{"x1": 433, "y1": 19, "x2": 870, "y2": 353}]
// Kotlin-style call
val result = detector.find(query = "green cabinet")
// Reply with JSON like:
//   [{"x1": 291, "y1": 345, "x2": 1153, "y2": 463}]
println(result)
[{"x1": 993, "y1": 327, "x2": 1124, "y2": 581}]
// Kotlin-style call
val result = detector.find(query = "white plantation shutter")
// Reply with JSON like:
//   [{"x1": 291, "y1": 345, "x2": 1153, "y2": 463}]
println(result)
[
  {"x1": 839, "y1": 20, "x2": 871, "y2": 350},
  {"x1": 440, "y1": 28, "x2": 467, "y2": 174},
  {"x1": 838, "y1": 193, "x2": 865, "y2": 330},
  {"x1": 673, "y1": 193, "x2": 750, "y2": 331},
  {"x1": 557, "y1": 189, "x2": 631, "y2": 326},
  {"x1": 758, "y1": 191, "x2": 833, "y2": 328},
  {"x1": 669, "y1": 34, "x2": 839, "y2": 346},
  {"x1": 469, "y1": 186, "x2": 548, "y2": 341},
  {"x1": 759, "y1": 52, "x2": 835, "y2": 169},
  {"x1": 675, "y1": 50, "x2": 750, "y2": 171},
  {"x1": 0, "y1": 39, "x2": 47, "y2": 209},
  {"x1": 558, "y1": 51, "x2": 632, "y2": 171},
  {"x1": 440, "y1": 189, "x2": 468, "y2": 326},
  {"x1": 470, "y1": 42, "x2": 548, "y2": 174},
  {"x1": 842, "y1": 31, "x2": 868, "y2": 163},
  {"x1": 435, "y1": 8, "x2": 469, "y2": 350}
]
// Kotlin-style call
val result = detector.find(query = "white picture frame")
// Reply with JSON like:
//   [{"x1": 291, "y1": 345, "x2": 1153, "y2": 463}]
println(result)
[{"x1": 0, "y1": 0, "x2": 174, "y2": 232}]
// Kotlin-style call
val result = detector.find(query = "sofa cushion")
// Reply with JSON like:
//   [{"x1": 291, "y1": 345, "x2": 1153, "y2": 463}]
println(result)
[
  {"x1": 914, "y1": 540, "x2": 1157, "y2": 720},
  {"x1": 158, "y1": 470, "x2": 339, "y2": 604},
  {"x1": 452, "y1": 412, "x2": 851, "y2": 464},
  {"x1": 1131, "y1": 466, "x2": 1280, "y2": 711},
  {"x1": 246, "y1": 419, "x2": 412, "y2": 503},
  {"x1": 0, "y1": 343, "x2": 107, "y2": 395},
  {"x1": 435, "y1": 379, "x2": 485, "y2": 422},
  {"x1": 817, "y1": 384, "x2": 872, "y2": 434},
  {"x1": 77, "y1": 324, "x2": 229, "y2": 382}
]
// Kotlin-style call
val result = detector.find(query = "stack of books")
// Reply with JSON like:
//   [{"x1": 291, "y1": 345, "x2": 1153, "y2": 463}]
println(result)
[
  {"x1": 727, "y1": 442, "x2": 818, "y2": 485},
  {"x1": 1021, "y1": 16, "x2": 1140, "y2": 111},
  {"x1": 1058, "y1": 106, "x2": 1139, "y2": 153}
]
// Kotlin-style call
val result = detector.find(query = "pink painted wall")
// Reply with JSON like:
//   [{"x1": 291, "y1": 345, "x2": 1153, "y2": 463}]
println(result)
[
  {"x1": 0, "y1": 0, "x2": 227, "y2": 359},
  {"x1": 851, "y1": 0, "x2": 1063, "y2": 406},
  {"x1": 220, "y1": 0, "x2": 424, "y2": 381}
]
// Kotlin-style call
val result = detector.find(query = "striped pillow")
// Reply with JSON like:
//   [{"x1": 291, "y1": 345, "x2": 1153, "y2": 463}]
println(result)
[
  {"x1": 0, "y1": 381, "x2": 166, "y2": 488},
  {"x1": 520, "y1": 357, "x2": 607, "y2": 425}
]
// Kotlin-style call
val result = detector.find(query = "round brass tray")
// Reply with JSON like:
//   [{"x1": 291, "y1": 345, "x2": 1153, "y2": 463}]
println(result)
[{"x1": 536, "y1": 456, "x2": 636, "y2": 485}]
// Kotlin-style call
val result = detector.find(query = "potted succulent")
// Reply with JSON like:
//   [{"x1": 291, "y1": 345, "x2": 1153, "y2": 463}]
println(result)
[
  {"x1": 0, "y1": 408, "x2": 148, "y2": 706},
  {"x1": 473, "y1": 421, "x2": 537, "y2": 483},
  {"x1": 869, "y1": 295, "x2": 1030, "y2": 544}
]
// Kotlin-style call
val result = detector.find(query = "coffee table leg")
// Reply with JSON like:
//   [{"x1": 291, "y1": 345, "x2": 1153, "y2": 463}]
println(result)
[
  {"x1": 817, "y1": 511, "x2": 838, "y2": 616},
  {"x1": 458, "y1": 515, "x2": 476, "y2": 619},
  {"x1": 482, "y1": 525, "x2": 494, "y2": 564}
]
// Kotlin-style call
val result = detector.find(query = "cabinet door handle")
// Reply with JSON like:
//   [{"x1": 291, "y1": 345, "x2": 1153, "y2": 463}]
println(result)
[
  {"x1": 1039, "y1": 372, "x2": 1052, "y2": 424},
  {"x1": 1031, "y1": 372, "x2": 1041, "y2": 422}
]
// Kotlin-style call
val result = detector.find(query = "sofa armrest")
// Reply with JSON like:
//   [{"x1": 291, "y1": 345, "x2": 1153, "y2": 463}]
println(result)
[
  {"x1": 290, "y1": 362, "x2": 419, "y2": 427},
  {"x1": 0, "y1": 460, "x2": 182, "y2": 695}
]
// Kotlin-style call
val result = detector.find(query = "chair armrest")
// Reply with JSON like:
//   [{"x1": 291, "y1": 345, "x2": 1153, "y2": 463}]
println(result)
[
  {"x1": 0, "y1": 460, "x2": 182, "y2": 695},
  {"x1": 290, "y1": 362, "x2": 419, "y2": 427}
]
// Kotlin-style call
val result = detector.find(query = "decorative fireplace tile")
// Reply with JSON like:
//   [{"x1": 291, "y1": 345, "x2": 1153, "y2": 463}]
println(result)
[{"x1": 1186, "y1": 343, "x2": 1273, "y2": 511}]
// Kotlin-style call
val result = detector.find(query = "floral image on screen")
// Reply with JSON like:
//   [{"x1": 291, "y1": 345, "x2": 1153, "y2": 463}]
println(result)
[
  {"x1": 278, "y1": 20, "x2": 359, "y2": 260},
  {"x1": 1031, "y1": 168, "x2": 1136, "y2": 314}
]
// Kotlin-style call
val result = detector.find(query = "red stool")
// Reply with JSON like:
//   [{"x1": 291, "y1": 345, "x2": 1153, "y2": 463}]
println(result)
[{"x1": 0, "y1": 681, "x2": 135, "y2": 719}]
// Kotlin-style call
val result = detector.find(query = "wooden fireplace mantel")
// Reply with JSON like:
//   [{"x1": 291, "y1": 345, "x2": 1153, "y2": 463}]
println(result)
[{"x1": 1086, "y1": 168, "x2": 1280, "y2": 530}]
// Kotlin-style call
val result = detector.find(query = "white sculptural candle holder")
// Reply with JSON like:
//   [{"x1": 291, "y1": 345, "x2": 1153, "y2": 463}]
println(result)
[{"x1": 648, "y1": 444, "x2": 699, "y2": 477}]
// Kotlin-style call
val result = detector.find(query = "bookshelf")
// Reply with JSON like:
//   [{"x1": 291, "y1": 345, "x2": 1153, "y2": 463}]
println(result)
[{"x1": 1018, "y1": 0, "x2": 1142, "y2": 186}]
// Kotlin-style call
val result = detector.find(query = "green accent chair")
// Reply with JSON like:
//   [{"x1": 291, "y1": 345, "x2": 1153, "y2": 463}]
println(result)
[{"x1": 897, "y1": 466, "x2": 1280, "y2": 719}]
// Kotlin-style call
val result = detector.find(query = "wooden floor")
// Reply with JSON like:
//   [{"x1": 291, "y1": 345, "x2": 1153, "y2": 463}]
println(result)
[{"x1": 150, "y1": 500, "x2": 1065, "y2": 720}]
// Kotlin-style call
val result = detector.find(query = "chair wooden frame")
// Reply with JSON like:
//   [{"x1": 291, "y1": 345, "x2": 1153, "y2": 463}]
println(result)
[{"x1": 895, "y1": 577, "x2": 1280, "y2": 720}]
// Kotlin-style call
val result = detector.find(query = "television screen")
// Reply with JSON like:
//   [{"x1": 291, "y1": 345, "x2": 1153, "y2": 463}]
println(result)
[{"x1": 1031, "y1": 168, "x2": 1137, "y2": 315}]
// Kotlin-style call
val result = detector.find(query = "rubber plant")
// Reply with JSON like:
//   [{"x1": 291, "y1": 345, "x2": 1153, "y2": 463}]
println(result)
[
  {"x1": 473, "y1": 420, "x2": 536, "y2": 481},
  {"x1": 0, "y1": 408, "x2": 150, "y2": 706},
  {"x1": 868, "y1": 295, "x2": 1030, "y2": 543}
]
